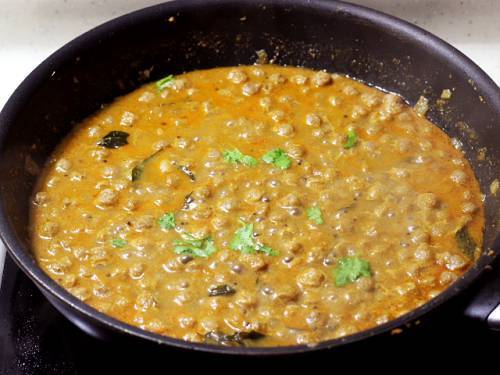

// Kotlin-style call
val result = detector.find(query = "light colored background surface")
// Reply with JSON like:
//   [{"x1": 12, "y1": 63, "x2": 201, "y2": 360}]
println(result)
[{"x1": 1, "y1": 0, "x2": 499, "y2": 285}]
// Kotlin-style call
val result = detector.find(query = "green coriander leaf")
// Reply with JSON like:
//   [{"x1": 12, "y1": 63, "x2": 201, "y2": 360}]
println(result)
[
  {"x1": 333, "y1": 256, "x2": 372, "y2": 287},
  {"x1": 223, "y1": 149, "x2": 243, "y2": 164},
  {"x1": 231, "y1": 222, "x2": 256, "y2": 254},
  {"x1": 111, "y1": 238, "x2": 127, "y2": 248},
  {"x1": 173, "y1": 233, "x2": 217, "y2": 258},
  {"x1": 343, "y1": 130, "x2": 358, "y2": 149},
  {"x1": 156, "y1": 74, "x2": 175, "y2": 91},
  {"x1": 262, "y1": 148, "x2": 291, "y2": 169},
  {"x1": 223, "y1": 149, "x2": 258, "y2": 167},
  {"x1": 159, "y1": 212, "x2": 176, "y2": 230},
  {"x1": 307, "y1": 206, "x2": 324, "y2": 225},
  {"x1": 256, "y1": 244, "x2": 279, "y2": 256},
  {"x1": 241, "y1": 155, "x2": 258, "y2": 167},
  {"x1": 231, "y1": 222, "x2": 278, "y2": 256}
]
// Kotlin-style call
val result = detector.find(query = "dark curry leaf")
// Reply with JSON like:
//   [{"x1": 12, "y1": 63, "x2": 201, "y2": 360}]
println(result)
[
  {"x1": 98, "y1": 131, "x2": 129, "y2": 149},
  {"x1": 208, "y1": 284, "x2": 236, "y2": 297},
  {"x1": 182, "y1": 192, "x2": 194, "y2": 210},
  {"x1": 235, "y1": 331, "x2": 266, "y2": 341},
  {"x1": 456, "y1": 225, "x2": 477, "y2": 258},
  {"x1": 131, "y1": 164, "x2": 144, "y2": 182},
  {"x1": 178, "y1": 165, "x2": 196, "y2": 181},
  {"x1": 204, "y1": 330, "x2": 265, "y2": 346},
  {"x1": 131, "y1": 149, "x2": 164, "y2": 182}
]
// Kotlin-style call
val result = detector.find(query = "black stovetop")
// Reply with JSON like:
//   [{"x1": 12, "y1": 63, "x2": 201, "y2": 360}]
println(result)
[{"x1": 1, "y1": 254, "x2": 498, "y2": 374}]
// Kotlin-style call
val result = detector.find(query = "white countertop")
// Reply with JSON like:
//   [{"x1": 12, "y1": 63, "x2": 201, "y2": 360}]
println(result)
[{"x1": 0, "y1": 0, "x2": 499, "y2": 284}]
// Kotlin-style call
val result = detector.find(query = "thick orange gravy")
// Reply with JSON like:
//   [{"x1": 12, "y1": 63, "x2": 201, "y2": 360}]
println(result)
[{"x1": 31, "y1": 65, "x2": 483, "y2": 346}]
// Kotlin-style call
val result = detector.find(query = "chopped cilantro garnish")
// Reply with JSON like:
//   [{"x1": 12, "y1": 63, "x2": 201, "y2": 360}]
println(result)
[
  {"x1": 333, "y1": 256, "x2": 372, "y2": 287},
  {"x1": 231, "y1": 222, "x2": 254, "y2": 253},
  {"x1": 231, "y1": 222, "x2": 278, "y2": 256},
  {"x1": 159, "y1": 212, "x2": 176, "y2": 230},
  {"x1": 223, "y1": 149, "x2": 258, "y2": 167},
  {"x1": 255, "y1": 244, "x2": 278, "y2": 256},
  {"x1": 173, "y1": 233, "x2": 217, "y2": 258},
  {"x1": 307, "y1": 206, "x2": 324, "y2": 225},
  {"x1": 262, "y1": 148, "x2": 291, "y2": 169},
  {"x1": 156, "y1": 74, "x2": 175, "y2": 92},
  {"x1": 111, "y1": 238, "x2": 127, "y2": 248},
  {"x1": 343, "y1": 130, "x2": 358, "y2": 149}
]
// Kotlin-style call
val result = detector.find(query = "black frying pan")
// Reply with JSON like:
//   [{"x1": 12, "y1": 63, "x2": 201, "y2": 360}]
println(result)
[{"x1": 0, "y1": 0, "x2": 499, "y2": 356}]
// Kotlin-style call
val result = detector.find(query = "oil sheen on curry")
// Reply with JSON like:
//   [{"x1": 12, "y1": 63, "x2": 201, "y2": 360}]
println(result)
[{"x1": 31, "y1": 65, "x2": 484, "y2": 347}]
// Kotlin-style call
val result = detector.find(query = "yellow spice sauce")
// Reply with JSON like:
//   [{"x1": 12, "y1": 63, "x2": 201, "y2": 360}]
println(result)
[{"x1": 31, "y1": 65, "x2": 484, "y2": 346}]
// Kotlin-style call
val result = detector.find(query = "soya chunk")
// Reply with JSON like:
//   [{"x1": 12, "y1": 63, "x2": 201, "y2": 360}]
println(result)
[
  {"x1": 95, "y1": 188, "x2": 119, "y2": 206},
  {"x1": 311, "y1": 71, "x2": 332, "y2": 87}
]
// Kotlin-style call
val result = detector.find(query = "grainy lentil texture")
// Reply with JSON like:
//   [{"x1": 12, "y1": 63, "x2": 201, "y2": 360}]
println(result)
[{"x1": 31, "y1": 65, "x2": 484, "y2": 347}]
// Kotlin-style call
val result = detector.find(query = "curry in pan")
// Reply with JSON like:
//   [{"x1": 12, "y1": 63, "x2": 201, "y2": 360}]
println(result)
[{"x1": 31, "y1": 65, "x2": 483, "y2": 346}]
